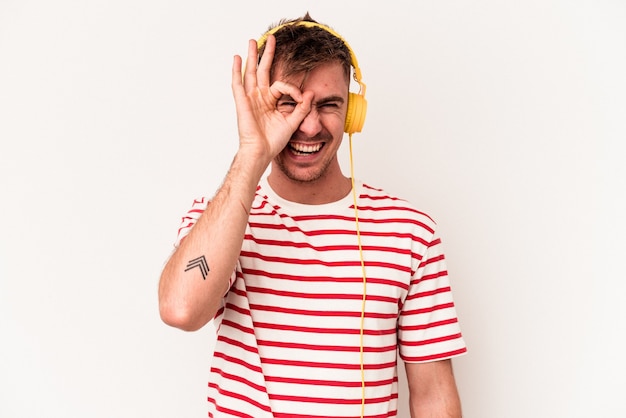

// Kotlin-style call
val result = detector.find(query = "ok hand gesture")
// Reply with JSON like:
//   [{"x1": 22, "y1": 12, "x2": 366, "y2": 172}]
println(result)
[{"x1": 231, "y1": 35, "x2": 313, "y2": 163}]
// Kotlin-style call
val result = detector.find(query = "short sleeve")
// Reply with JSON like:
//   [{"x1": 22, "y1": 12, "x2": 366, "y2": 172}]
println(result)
[
  {"x1": 174, "y1": 197, "x2": 209, "y2": 247},
  {"x1": 398, "y1": 232, "x2": 467, "y2": 362}
]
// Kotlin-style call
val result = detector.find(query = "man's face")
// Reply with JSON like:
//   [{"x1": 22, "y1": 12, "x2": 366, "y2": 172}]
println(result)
[{"x1": 272, "y1": 61, "x2": 349, "y2": 184}]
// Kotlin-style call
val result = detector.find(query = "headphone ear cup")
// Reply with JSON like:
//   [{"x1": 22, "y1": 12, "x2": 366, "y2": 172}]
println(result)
[{"x1": 344, "y1": 92, "x2": 368, "y2": 134}]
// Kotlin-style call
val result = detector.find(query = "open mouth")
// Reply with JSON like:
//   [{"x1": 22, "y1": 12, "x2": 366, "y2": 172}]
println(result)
[{"x1": 289, "y1": 142, "x2": 324, "y2": 156}]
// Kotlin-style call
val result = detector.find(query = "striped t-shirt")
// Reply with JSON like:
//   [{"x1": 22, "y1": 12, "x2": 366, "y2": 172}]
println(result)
[{"x1": 175, "y1": 177, "x2": 466, "y2": 418}]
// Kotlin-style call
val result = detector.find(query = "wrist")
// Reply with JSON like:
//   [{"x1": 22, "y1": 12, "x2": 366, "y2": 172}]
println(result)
[{"x1": 232, "y1": 146, "x2": 272, "y2": 184}]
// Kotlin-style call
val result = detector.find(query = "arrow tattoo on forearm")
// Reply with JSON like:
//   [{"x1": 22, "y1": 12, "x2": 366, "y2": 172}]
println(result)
[{"x1": 185, "y1": 255, "x2": 209, "y2": 280}]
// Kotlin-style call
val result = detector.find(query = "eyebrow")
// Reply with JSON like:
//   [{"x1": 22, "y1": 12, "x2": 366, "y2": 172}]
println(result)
[
  {"x1": 278, "y1": 94, "x2": 345, "y2": 106},
  {"x1": 314, "y1": 95, "x2": 345, "y2": 106},
  {"x1": 277, "y1": 94, "x2": 346, "y2": 105}
]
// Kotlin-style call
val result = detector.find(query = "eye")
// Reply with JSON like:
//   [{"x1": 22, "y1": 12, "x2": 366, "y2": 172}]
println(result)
[
  {"x1": 277, "y1": 98, "x2": 297, "y2": 113},
  {"x1": 317, "y1": 101, "x2": 341, "y2": 113}
]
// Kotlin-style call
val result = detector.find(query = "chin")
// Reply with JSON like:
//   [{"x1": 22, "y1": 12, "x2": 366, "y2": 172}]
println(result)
[
  {"x1": 275, "y1": 160, "x2": 327, "y2": 184},
  {"x1": 283, "y1": 169, "x2": 324, "y2": 184}
]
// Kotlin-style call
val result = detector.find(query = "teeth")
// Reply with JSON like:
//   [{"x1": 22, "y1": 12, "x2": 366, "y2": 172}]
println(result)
[{"x1": 290, "y1": 143, "x2": 322, "y2": 154}]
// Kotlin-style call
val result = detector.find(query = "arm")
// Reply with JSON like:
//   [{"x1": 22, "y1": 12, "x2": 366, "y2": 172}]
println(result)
[
  {"x1": 405, "y1": 359, "x2": 462, "y2": 418},
  {"x1": 158, "y1": 35, "x2": 313, "y2": 331}
]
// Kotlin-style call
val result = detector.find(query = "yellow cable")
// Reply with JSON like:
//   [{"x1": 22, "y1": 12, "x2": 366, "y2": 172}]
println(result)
[{"x1": 348, "y1": 133, "x2": 367, "y2": 418}]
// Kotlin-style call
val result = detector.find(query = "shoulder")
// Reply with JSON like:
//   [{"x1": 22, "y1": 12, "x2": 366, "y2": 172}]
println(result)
[{"x1": 359, "y1": 182, "x2": 437, "y2": 228}]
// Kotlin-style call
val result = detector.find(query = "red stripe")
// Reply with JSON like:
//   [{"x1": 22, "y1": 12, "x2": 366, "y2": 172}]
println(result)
[
  {"x1": 288, "y1": 213, "x2": 434, "y2": 231},
  {"x1": 245, "y1": 235, "x2": 413, "y2": 256},
  {"x1": 401, "y1": 347, "x2": 468, "y2": 362},
  {"x1": 207, "y1": 401, "x2": 255, "y2": 418},
  {"x1": 418, "y1": 253, "x2": 445, "y2": 268},
  {"x1": 357, "y1": 203, "x2": 434, "y2": 220},
  {"x1": 249, "y1": 303, "x2": 397, "y2": 319},
  {"x1": 210, "y1": 393, "x2": 399, "y2": 418},
  {"x1": 217, "y1": 335, "x2": 259, "y2": 354},
  {"x1": 224, "y1": 302, "x2": 251, "y2": 317},
  {"x1": 249, "y1": 199, "x2": 279, "y2": 214},
  {"x1": 252, "y1": 320, "x2": 397, "y2": 336},
  {"x1": 245, "y1": 285, "x2": 398, "y2": 304},
  {"x1": 211, "y1": 367, "x2": 267, "y2": 393},
  {"x1": 400, "y1": 302, "x2": 456, "y2": 316},
  {"x1": 257, "y1": 338, "x2": 397, "y2": 353},
  {"x1": 428, "y1": 237, "x2": 442, "y2": 247},
  {"x1": 398, "y1": 317, "x2": 459, "y2": 332},
  {"x1": 405, "y1": 286, "x2": 452, "y2": 302},
  {"x1": 249, "y1": 222, "x2": 354, "y2": 235},
  {"x1": 240, "y1": 251, "x2": 412, "y2": 273},
  {"x1": 220, "y1": 317, "x2": 255, "y2": 335},
  {"x1": 268, "y1": 391, "x2": 395, "y2": 406},
  {"x1": 240, "y1": 268, "x2": 410, "y2": 290},
  {"x1": 208, "y1": 383, "x2": 272, "y2": 414},
  {"x1": 212, "y1": 351, "x2": 263, "y2": 374},
  {"x1": 261, "y1": 357, "x2": 397, "y2": 370},
  {"x1": 248, "y1": 222, "x2": 430, "y2": 243},
  {"x1": 264, "y1": 374, "x2": 396, "y2": 388},
  {"x1": 412, "y1": 270, "x2": 448, "y2": 285},
  {"x1": 273, "y1": 409, "x2": 397, "y2": 418},
  {"x1": 399, "y1": 332, "x2": 464, "y2": 347}
]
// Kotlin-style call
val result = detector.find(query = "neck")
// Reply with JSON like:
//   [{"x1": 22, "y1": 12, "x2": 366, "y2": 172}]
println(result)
[{"x1": 267, "y1": 166, "x2": 352, "y2": 205}]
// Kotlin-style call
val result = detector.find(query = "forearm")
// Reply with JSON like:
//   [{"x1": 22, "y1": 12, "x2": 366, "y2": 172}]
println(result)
[
  {"x1": 159, "y1": 34, "x2": 312, "y2": 331},
  {"x1": 410, "y1": 392, "x2": 462, "y2": 418},
  {"x1": 158, "y1": 150, "x2": 268, "y2": 331},
  {"x1": 406, "y1": 360, "x2": 462, "y2": 418}
]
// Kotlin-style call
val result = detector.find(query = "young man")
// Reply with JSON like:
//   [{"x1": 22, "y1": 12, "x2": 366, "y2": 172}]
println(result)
[{"x1": 159, "y1": 13, "x2": 467, "y2": 418}]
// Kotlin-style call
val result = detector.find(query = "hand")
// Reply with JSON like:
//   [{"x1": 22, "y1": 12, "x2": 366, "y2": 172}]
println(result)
[{"x1": 231, "y1": 35, "x2": 313, "y2": 163}]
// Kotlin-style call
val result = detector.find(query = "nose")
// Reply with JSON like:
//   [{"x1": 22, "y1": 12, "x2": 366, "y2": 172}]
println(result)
[{"x1": 297, "y1": 106, "x2": 322, "y2": 138}]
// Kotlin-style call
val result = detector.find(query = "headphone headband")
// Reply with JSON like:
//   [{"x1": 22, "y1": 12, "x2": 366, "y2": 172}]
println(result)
[{"x1": 258, "y1": 21, "x2": 364, "y2": 87}]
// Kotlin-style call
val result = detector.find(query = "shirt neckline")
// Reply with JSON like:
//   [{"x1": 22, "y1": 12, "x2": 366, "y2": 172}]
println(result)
[{"x1": 258, "y1": 176, "x2": 360, "y2": 215}]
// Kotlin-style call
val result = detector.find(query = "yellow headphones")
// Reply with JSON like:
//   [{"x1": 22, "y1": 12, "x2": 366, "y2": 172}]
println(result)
[{"x1": 257, "y1": 21, "x2": 368, "y2": 134}]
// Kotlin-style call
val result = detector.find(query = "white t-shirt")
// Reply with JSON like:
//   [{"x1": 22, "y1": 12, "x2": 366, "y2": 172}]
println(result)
[{"x1": 175, "y1": 178, "x2": 466, "y2": 418}]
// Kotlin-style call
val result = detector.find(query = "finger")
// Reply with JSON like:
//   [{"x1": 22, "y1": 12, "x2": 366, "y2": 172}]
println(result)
[
  {"x1": 266, "y1": 80, "x2": 303, "y2": 102},
  {"x1": 243, "y1": 39, "x2": 259, "y2": 91},
  {"x1": 231, "y1": 54, "x2": 245, "y2": 98},
  {"x1": 290, "y1": 90, "x2": 314, "y2": 121},
  {"x1": 257, "y1": 34, "x2": 275, "y2": 89},
  {"x1": 271, "y1": 87, "x2": 313, "y2": 130},
  {"x1": 232, "y1": 54, "x2": 242, "y2": 85}
]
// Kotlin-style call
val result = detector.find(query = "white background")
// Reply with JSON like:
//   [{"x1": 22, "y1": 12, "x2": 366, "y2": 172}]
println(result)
[{"x1": 1, "y1": 1, "x2": 624, "y2": 417}]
